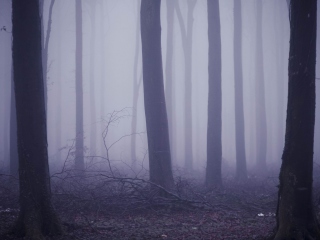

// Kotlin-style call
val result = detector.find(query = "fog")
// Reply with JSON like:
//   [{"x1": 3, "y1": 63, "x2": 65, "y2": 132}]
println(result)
[{"x1": 2, "y1": 0, "x2": 313, "y2": 177}]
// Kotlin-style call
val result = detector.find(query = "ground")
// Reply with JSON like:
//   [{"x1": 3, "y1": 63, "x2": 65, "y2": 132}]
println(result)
[{"x1": 0, "y1": 171, "x2": 319, "y2": 240}]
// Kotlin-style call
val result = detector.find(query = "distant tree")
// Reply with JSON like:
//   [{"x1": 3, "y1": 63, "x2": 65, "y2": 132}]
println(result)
[
  {"x1": 131, "y1": 0, "x2": 142, "y2": 169},
  {"x1": 205, "y1": 0, "x2": 222, "y2": 187},
  {"x1": 12, "y1": 0, "x2": 62, "y2": 237},
  {"x1": 39, "y1": 0, "x2": 56, "y2": 110},
  {"x1": 274, "y1": 0, "x2": 320, "y2": 239},
  {"x1": 140, "y1": 0, "x2": 174, "y2": 190},
  {"x1": 175, "y1": 0, "x2": 197, "y2": 171},
  {"x1": 75, "y1": 0, "x2": 85, "y2": 171},
  {"x1": 165, "y1": 0, "x2": 175, "y2": 163},
  {"x1": 255, "y1": 0, "x2": 267, "y2": 172},
  {"x1": 233, "y1": 0, "x2": 247, "y2": 181},
  {"x1": 88, "y1": 0, "x2": 98, "y2": 156}
]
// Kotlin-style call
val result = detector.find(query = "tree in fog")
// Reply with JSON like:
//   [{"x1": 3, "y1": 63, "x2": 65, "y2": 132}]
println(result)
[
  {"x1": 255, "y1": 0, "x2": 267, "y2": 172},
  {"x1": 274, "y1": 0, "x2": 320, "y2": 239},
  {"x1": 140, "y1": 0, "x2": 174, "y2": 189},
  {"x1": 131, "y1": 0, "x2": 142, "y2": 168},
  {"x1": 165, "y1": 0, "x2": 175, "y2": 162},
  {"x1": 39, "y1": 0, "x2": 56, "y2": 110},
  {"x1": 175, "y1": 0, "x2": 197, "y2": 170},
  {"x1": 233, "y1": 0, "x2": 247, "y2": 181},
  {"x1": 88, "y1": 0, "x2": 98, "y2": 155},
  {"x1": 12, "y1": 0, "x2": 62, "y2": 237},
  {"x1": 205, "y1": 0, "x2": 222, "y2": 187},
  {"x1": 75, "y1": 0, "x2": 84, "y2": 171}
]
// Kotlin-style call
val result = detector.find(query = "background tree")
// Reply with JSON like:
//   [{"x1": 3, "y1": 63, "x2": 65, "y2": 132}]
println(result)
[
  {"x1": 75, "y1": 0, "x2": 84, "y2": 171},
  {"x1": 255, "y1": 0, "x2": 267, "y2": 172},
  {"x1": 233, "y1": 0, "x2": 247, "y2": 181},
  {"x1": 140, "y1": 0, "x2": 174, "y2": 190},
  {"x1": 206, "y1": 0, "x2": 222, "y2": 187},
  {"x1": 274, "y1": 0, "x2": 320, "y2": 239},
  {"x1": 175, "y1": 0, "x2": 197, "y2": 171},
  {"x1": 12, "y1": 0, "x2": 62, "y2": 237}
]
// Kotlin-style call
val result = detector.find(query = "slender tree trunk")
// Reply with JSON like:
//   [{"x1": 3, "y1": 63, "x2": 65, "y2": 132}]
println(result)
[
  {"x1": 75, "y1": 0, "x2": 84, "y2": 171},
  {"x1": 274, "y1": 1, "x2": 320, "y2": 239},
  {"x1": 165, "y1": 0, "x2": 175, "y2": 163},
  {"x1": 234, "y1": 0, "x2": 247, "y2": 181},
  {"x1": 175, "y1": 0, "x2": 196, "y2": 171},
  {"x1": 89, "y1": 1, "x2": 97, "y2": 156},
  {"x1": 255, "y1": 0, "x2": 267, "y2": 172},
  {"x1": 206, "y1": 0, "x2": 222, "y2": 187},
  {"x1": 100, "y1": 1, "x2": 106, "y2": 156},
  {"x1": 131, "y1": 0, "x2": 141, "y2": 169},
  {"x1": 141, "y1": 0, "x2": 174, "y2": 190},
  {"x1": 12, "y1": 0, "x2": 62, "y2": 237}
]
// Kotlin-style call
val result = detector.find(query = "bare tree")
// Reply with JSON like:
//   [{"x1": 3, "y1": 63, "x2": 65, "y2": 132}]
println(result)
[
  {"x1": 75, "y1": 0, "x2": 84, "y2": 171},
  {"x1": 140, "y1": 0, "x2": 174, "y2": 190},
  {"x1": 12, "y1": 0, "x2": 62, "y2": 237},
  {"x1": 205, "y1": 0, "x2": 222, "y2": 187},
  {"x1": 233, "y1": 0, "x2": 247, "y2": 181},
  {"x1": 274, "y1": 0, "x2": 320, "y2": 239}
]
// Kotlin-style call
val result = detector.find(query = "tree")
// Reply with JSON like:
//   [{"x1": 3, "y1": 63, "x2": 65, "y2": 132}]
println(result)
[
  {"x1": 274, "y1": 0, "x2": 320, "y2": 239},
  {"x1": 12, "y1": 0, "x2": 62, "y2": 237},
  {"x1": 175, "y1": 0, "x2": 197, "y2": 171},
  {"x1": 131, "y1": 0, "x2": 142, "y2": 169},
  {"x1": 233, "y1": 0, "x2": 247, "y2": 181},
  {"x1": 255, "y1": 0, "x2": 267, "y2": 172},
  {"x1": 10, "y1": 66, "x2": 18, "y2": 177},
  {"x1": 140, "y1": 0, "x2": 174, "y2": 190},
  {"x1": 75, "y1": 0, "x2": 85, "y2": 171},
  {"x1": 205, "y1": 0, "x2": 222, "y2": 187}
]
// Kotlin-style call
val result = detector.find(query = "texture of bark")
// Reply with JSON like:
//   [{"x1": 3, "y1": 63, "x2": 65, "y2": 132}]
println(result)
[
  {"x1": 12, "y1": 0, "x2": 62, "y2": 237},
  {"x1": 140, "y1": 0, "x2": 174, "y2": 190},
  {"x1": 274, "y1": 0, "x2": 320, "y2": 239}
]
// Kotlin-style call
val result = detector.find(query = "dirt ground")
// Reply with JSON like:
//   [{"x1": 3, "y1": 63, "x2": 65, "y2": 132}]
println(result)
[{"x1": 0, "y1": 173, "x2": 319, "y2": 240}]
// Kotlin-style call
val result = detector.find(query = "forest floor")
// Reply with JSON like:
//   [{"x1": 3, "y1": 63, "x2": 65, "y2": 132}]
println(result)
[{"x1": 0, "y1": 170, "x2": 320, "y2": 240}]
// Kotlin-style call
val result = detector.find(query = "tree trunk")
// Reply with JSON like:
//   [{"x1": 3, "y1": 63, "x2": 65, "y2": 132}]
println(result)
[
  {"x1": 274, "y1": 0, "x2": 320, "y2": 239},
  {"x1": 131, "y1": 0, "x2": 141, "y2": 169},
  {"x1": 233, "y1": 0, "x2": 247, "y2": 181},
  {"x1": 89, "y1": 1, "x2": 97, "y2": 156},
  {"x1": 255, "y1": 0, "x2": 267, "y2": 173},
  {"x1": 165, "y1": 0, "x2": 175, "y2": 163},
  {"x1": 75, "y1": 0, "x2": 84, "y2": 171},
  {"x1": 206, "y1": 0, "x2": 222, "y2": 187},
  {"x1": 141, "y1": 0, "x2": 174, "y2": 190},
  {"x1": 12, "y1": 0, "x2": 62, "y2": 237}
]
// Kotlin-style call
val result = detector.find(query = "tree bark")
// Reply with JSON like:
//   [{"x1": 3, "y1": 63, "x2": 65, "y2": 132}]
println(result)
[
  {"x1": 274, "y1": 0, "x2": 320, "y2": 239},
  {"x1": 75, "y1": 0, "x2": 84, "y2": 171},
  {"x1": 10, "y1": 66, "x2": 18, "y2": 177},
  {"x1": 12, "y1": 0, "x2": 62, "y2": 237},
  {"x1": 233, "y1": 0, "x2": 247, "y2": 181},
  {"x1": 206, "y1": 0, "x2": 222, "y2": 187},
  {"x1": 141, "y1": 0, "x2": 174, "y2": 190}
]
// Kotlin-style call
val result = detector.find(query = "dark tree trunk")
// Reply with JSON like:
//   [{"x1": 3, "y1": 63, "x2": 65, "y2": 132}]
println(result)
[
  {"x1": 255, "y1": 0, "x2": 267, "y2": 173},
  {"x1": 274, "y1": 0, "x2": 320, "y2": 239},
  {"x1": 75, "y1": 0, "x2": 84, "y2": 171},
  {"x1": 131, "y1": 0, "x2": 141, "y2": 169},
  {"x1": 12, "y1": 0, "x2": 62, "y2": 237},
  {"x1": 206, "y1": 0, "x2": 222, "y2": 187},
  {"x1": 140, "y1": 0, "x2": 174, "y2": 190},
  {"x1": 165, "y1": 0, "x2": 175, "y2": 163},
  {"x1": 233, "y1": 0, "x2": 247, "y2": 181},
  {"x1": 10, "y1": 66, "x2": 18, "y2": 177}
]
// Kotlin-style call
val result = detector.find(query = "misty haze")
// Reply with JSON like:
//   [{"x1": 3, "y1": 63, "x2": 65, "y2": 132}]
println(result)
[{"x1": 0, "y1": 0, "x2": 320, "y2": 239}]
